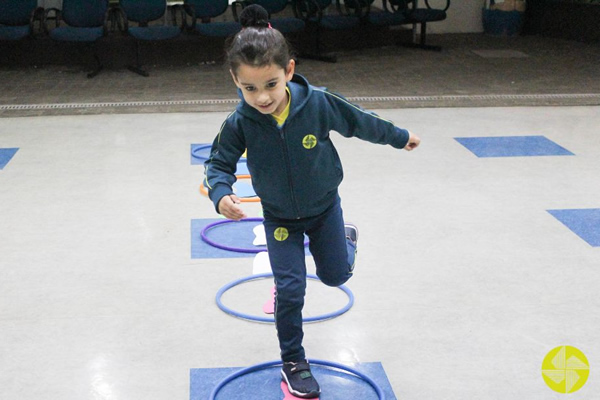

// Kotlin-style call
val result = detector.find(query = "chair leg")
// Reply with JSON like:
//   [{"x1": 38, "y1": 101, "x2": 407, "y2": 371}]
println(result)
[
  {"x1": 87, "y1": 44, "x2": 103, "y2": 79},
  {"x1": 398, "y1": 22, "x2": 442, "y2": 51},
  {"x1": 127, "y1": 40, "x2": 149, "y2": 77},
  {"x1": 418, "y1": 22, "x2": 441, "y2": 51}
]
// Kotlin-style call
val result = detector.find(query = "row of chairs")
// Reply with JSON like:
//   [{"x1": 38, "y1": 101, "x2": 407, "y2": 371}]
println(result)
[{"x1": 1, "y1": 0, "x2": 450, "y2": 77}]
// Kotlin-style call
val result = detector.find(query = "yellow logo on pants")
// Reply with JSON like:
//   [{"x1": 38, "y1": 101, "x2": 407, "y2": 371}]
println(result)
[
  {"x1": 302, "y1": 135, "x2": 317, "y2": 149},
  {"x1": 542, "y1": 345, "x2": 590, "y2": 393},
  {"x1": 274, "y1": 227, "x2": 289, "y2": 241}
]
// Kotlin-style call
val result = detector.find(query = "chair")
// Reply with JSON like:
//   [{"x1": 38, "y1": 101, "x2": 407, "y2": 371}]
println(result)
[
  {"x1": 385, "y1": 0, "x2": 450, "y2": 51},
  {"x1": 295, "y1": 0, "x2": 363, "y2": 63},
  {"x1": 115, "y1": 0, "x2": 184, "y2": 76},
  {"x1": 357, "y1": 0, "x2": 407, "y2": 29},
  {"x1": 183, "y1": 0, "x2": 243, "y2": 39},
  {"x1": 0, "y1": 0, "x2": 44, "y2": 41},
  {"x1": 45, "y1": 0, "x2": 110, "y2": 78}
]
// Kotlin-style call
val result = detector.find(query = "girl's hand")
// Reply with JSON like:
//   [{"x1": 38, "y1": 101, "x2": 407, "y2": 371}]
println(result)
[
  {"x1": 218, "y1": 194, "x2": 247, "y2": 221},
  {"x1": 404, "y1": 131, "x2": 421, "y2": 151}
]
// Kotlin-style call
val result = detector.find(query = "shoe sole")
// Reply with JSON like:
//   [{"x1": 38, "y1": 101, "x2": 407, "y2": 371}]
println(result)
[{"x1": 280, "y1": 370, "x2": 321, "y2": 399}]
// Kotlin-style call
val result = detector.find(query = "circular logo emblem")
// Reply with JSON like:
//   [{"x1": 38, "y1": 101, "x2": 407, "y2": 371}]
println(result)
[
  {"x1": 274, "y1": 227, "x2": 289, "y2": 241},
  {"x1": 302, "y1": 135, "x2": 317, "y2": 150},
  {"x1": 542, "y1": 346, "x2": 590, "y2": 393}
]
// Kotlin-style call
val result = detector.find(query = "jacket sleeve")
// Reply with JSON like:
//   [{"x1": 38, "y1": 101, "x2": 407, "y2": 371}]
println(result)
[
  {"x1": 203, "y1": 115, "x2": 246, "y2": 214},
  {"x1": 318, "y1": 88, "x2": 410, "y2": 149}
]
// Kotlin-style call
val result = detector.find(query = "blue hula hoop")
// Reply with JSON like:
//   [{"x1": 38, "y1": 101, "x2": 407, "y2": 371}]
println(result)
[
  {"x1": 192, "y1": 144, "x2": 248, "y2": 162},
  {"x1": 201, "y1": 218, "x2": 309, "y2": 254},
  {"x1": 191, "y1": 144, "x2": 213, "y2": 161},
  {"x1": 209, "y1": 359, "x2": 385, "y2": 400},
  {"x1": 216, "y1": 273, "x2": 354, "y2": 323}
]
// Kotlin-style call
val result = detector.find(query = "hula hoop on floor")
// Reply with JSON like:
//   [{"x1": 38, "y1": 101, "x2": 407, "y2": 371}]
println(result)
[
  {"x1": 191, "y1": 144, "x2": 213, "y2": 161},
  {"x1": 192, "y1": 144, "x2": 249, "y2": 162},
  {"x1": 201, "y1": 218, "x2": 309, "y2": 254},
  {"x1": 209, "y1": 358, "x2": 385, "y2": 400},
  {"x1": 215, "y1": 273, "x2": 354, "y2": 323},
  {"x1": 199, "y1": 174, "x2": 261, "y2": 203}
]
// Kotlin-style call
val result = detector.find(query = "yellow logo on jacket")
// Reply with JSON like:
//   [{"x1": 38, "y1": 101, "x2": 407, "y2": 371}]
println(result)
[
  {"x1": 274, "y1": 227, "x2": 289, "y2": 241},
  {"x1": 302, "y1": 135, "x2": 317, "y2": 149}
]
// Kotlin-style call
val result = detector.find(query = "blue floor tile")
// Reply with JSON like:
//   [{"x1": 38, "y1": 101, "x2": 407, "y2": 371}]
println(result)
[
  {"x1": 234, "y1": 181, "x2": 257, "y2": 198},
  {"x1": 237, "y1": 162, "x2": 250, "y2": 175},
  {"x1": 191, "y1": 143, "x2": 212, "y2": 165},
  {"x1": 547, "y1": 209, "x2": 600, "y2": 247},
  {"x1": 190, "y1": 362, "x2": 397, "y2": 400},
  {"x1": 455, "y1": 136, "x2": 574, "y2": 157},
  {"x1": 191, "y1": 143, "x2": 249, "y2": 174},
  {"x1": 0, "y1": 148, "x2": 19, "y2": 170}
]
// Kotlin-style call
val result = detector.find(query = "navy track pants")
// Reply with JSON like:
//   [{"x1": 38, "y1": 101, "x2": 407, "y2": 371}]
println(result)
[{"x1": 263, "y1": 196, "x2": 356, "y2": 362}]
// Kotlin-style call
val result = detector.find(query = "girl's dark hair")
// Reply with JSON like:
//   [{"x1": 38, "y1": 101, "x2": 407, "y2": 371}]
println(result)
[{"x1": 227, "y1": 4, "x2": 292, "y2": 74}]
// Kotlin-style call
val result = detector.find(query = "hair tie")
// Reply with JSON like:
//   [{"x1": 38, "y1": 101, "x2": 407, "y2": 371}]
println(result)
[{"x1": 268, "y1": 22, "x2": 272, "y2": 29}]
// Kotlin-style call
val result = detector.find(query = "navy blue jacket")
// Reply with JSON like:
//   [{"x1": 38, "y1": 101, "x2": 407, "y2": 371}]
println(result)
[{"x1": 204, "y1": 74, "x2": 410, "y2": 220}]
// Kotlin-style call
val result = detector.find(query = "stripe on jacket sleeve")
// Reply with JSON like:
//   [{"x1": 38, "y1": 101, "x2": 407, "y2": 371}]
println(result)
[
  {"x1": 314, "y1": 89, "x2": 396, "y2": 125},
  {"x1": 204, "y1": 110, "x2": 237, "y2": 190}
]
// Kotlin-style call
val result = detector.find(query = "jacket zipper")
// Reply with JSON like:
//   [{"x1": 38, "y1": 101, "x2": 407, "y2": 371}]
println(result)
[{"x1": 279, "y1": 127, "x2": 300, "y2": 219}]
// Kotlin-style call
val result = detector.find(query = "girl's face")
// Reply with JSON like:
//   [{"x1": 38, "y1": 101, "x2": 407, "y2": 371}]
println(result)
[{"x1": 231, "y1": 60, "x2": 295, "y2": 116}]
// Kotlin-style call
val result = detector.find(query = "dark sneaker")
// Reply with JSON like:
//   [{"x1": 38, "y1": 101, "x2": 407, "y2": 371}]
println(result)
[
  {"x1": 281, "y1": 360, "x2": 320, "y2": 398},
  {"x1": 344, "y1": 224, "x2": 358, "y2": 247}
]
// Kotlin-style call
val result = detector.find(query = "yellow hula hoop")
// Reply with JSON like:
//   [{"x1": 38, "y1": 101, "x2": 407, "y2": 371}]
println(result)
[{"x1": 200, "y1": 174, "x2": 261, "y2": 203}]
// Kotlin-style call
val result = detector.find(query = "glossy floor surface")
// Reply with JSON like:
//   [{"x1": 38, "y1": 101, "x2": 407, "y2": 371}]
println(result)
[{"x1": 1, "y1": 105, "x2": 599, "y2": 399}]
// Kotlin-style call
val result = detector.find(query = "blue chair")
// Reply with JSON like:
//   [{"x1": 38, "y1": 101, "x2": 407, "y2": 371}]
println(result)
[
  {"x1": 183, "y1": 0, "x2": 243, "y2": 38},
  {"x1": 295, "y1": 0, "x2": 363, "y2": 63},
  {"x1": 116, "y1": 0, "x2": 184, "y2": 76},
  {"x1": 385, "y1": 0, "x2": 450, "y2": 51},
  {"x1": 45, "y1": 0, "x2": 110, "y2": 78},
  {"x1": 0, "y1": 0, "x2": 43, "y2": 41},
  {"x1": 357, "y1": 0, "x2": 407, "y2": 28}
]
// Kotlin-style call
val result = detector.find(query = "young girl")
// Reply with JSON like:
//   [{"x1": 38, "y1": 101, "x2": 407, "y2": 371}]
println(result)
[{"x1": 204, "y1": 5, "x2": 420, "y2": 398}]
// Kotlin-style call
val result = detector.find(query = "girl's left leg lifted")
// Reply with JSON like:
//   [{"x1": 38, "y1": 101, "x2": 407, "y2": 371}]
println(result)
[{"x1": 307, "y1": 196, "x2": 356, "y2": 287}]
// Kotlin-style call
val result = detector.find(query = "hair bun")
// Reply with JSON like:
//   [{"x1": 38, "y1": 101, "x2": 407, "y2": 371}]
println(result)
[{"x1": 239, "y1": 4, "x2": 270, "y2": 28}]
